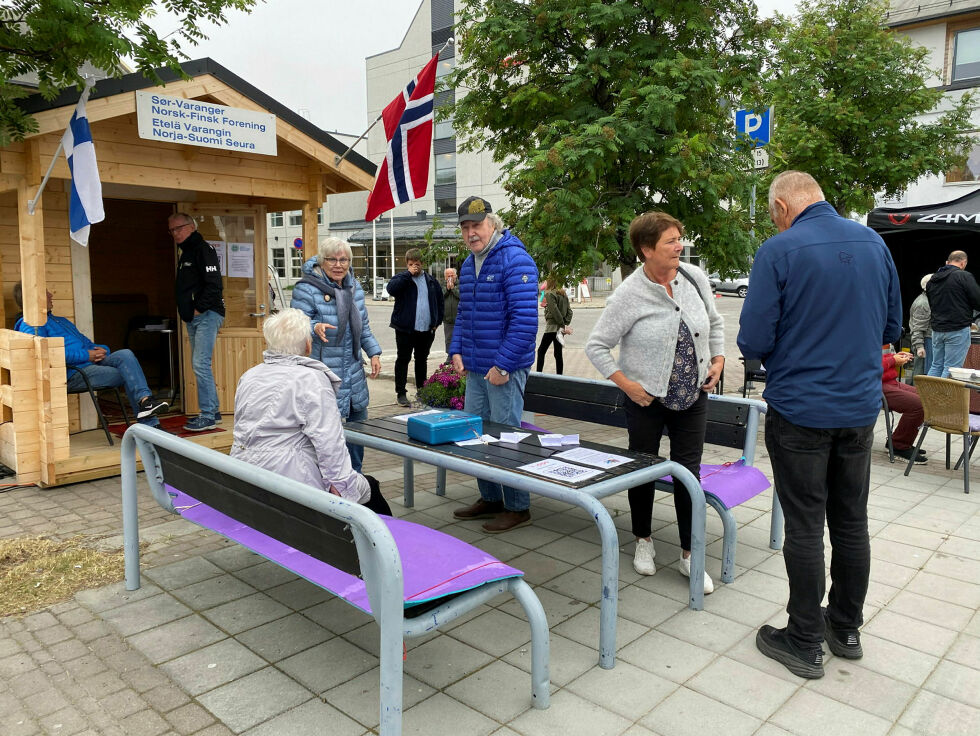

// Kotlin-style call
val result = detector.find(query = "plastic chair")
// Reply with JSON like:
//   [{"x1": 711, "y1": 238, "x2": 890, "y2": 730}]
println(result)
[
  {"x1": 740, "y1": 357, "x2": 767, "y2": 398},
  {"x1": 882, "y1": 393, "x2": 895, "y2": 463},
  {"x1": 66, "y1": 367, "x2": 131, "y2": 446},
  {"x1": 905, "y1": 376, "x2": 979, "y2": 494}
]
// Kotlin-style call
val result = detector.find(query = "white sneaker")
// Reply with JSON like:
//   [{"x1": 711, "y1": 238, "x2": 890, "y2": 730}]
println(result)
[
  {"x1": 679, "y1": 553, "x2": 714, "y2": 594},
  {"x1": 633, "y1": 538, "x2": 656, "y2": 576}
]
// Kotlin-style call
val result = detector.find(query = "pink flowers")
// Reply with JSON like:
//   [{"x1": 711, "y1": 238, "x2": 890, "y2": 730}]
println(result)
[{"x1": 418, "y1": 362, "x2": 466, "y2": 409}]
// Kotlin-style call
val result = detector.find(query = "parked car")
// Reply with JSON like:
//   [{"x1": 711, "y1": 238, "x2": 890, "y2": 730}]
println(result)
[{"x1": 708, "y1": 273, "x2": 749, "y2": 298}]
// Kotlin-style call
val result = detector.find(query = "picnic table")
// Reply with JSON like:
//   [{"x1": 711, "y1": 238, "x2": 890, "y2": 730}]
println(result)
[{"x1": 345, "y1": 413, "x2": 705, "y2": 669}]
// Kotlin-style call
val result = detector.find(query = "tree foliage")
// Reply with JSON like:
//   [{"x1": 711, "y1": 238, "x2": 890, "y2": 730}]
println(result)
[
  {"x1": 0, "y1": 0, "x2": 257, "y2": 145},
  {"x1": 447, "y1": 0, "x2": 768, "y2": 280},
  {"x1": 762, "y1": 0, "x2": 975, "y2": 216}
]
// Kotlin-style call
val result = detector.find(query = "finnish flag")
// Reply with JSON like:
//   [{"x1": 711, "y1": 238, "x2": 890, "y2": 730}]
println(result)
[{"x1": 62, "y1": 91, "x2": 104, "y2": 246}]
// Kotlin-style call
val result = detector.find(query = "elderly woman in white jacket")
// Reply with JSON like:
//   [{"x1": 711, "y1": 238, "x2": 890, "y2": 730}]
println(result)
[
  {"x1": 231, "y1": 308, "x2": 391, "y2": 515},
  {"x1": 586, "y1": 211, "x2": 723, "y2": 594}
]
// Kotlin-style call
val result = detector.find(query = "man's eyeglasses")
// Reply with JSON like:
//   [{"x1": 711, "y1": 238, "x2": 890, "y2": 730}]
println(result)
[
  {"x1": 324, "y1": 257, "x2": 351, "y2": 265},
  {"x1": 169, "y1": 223, "x2": 191, "y2": 235}
]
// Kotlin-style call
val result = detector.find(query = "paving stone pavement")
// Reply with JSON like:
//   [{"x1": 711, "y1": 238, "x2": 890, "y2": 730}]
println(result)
[{"x1": 3, "y1": 387, "x2": 980, "y2": 735}]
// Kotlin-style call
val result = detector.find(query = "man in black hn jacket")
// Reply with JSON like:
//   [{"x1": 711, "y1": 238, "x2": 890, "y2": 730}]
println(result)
[
  {"x1": 169, "y1": 212, "x2": 226, "y2": 431},
  {"x1": 926, "y1": 250, "x2": 980, "y2": 378}
]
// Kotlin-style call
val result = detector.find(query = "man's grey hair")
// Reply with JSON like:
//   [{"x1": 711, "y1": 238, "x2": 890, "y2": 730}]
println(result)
[
  {"x1": 318, "y1": 236, "x2": 353, "y2": 263},
  {"x1": 768, "y1": 171, "x2": 824, "y2": 213},
  {"x1": 444, "y1": 267, "x2": 457, "y2": 276},
  {"x1": 263, "y1": 308, "x2": 312, "y2": 356},
  {"x1": 487, "y1": 213, "x2": 505, "y2": 232},
  {"x1": 948, "y1": 250, "x2": 968, "y2": 265}
]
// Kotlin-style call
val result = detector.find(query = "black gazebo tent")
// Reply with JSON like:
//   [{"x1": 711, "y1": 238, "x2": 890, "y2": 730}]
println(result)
[{"x1": 868, "y1": 188, "x2": 980, "y2": 318}]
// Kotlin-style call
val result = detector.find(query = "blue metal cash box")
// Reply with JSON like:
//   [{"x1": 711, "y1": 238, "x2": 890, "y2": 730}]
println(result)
[{"x1": 407, "y1": 411, "x2": 483, "y2": 445}]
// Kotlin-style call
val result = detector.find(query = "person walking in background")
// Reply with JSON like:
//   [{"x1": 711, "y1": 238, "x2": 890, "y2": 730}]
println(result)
[
  {"x1": 536, "y1": 277, "x2": 573, "y2": 374},
  {"x1": 450, "y1": 196, "x2": 539, "y2": 533},
  {"x1": 738, "y1": 171, "x2": 901, "y2": 679},
  {"x1": 882, "y1": 347, "x2": 926, "y2": 464},
  {"x1": 169, "y1": 212, "x2": 225, "y2": 432},
  {"x1": 926, "y1": 251, "x2": 980, "y2": 377},
  {"x1": 387, "y1": 248, "x2": 444, "y2": 407},
  {"x1": 586, "y1": 211, "x2": 723, "y2": 593},
  {"x1": 442, "y1": 267, "x2": 459, "y2": 354},
  {"x1": 909, "y1": 274, "x2": 933, "y2": 378},
  {"x1": 291, "y1": 237, "x2": 382, "y2": 473}
]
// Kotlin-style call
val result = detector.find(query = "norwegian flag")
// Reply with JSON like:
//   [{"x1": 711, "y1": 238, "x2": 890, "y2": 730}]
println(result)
[{"x1": 365, "y1": 54, "x2": 439, "y2": 221}]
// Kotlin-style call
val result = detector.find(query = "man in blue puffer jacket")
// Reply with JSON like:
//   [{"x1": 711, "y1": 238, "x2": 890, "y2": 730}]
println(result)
[
  {"x1": 14, "y1": 283, "x2": 168, "y2": 426},
  {"x1": 450, "y1": 196, "x2": 539, "y2": 533}
]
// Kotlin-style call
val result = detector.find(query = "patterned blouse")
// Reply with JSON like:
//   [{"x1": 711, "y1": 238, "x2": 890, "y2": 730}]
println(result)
[{"x1": 659, "y1": 321, "x2": 701, "y2": 411}]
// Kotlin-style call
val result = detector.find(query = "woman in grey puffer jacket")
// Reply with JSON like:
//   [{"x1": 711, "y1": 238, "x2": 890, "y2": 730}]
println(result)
[
  {"x1": 232, "y1": 309, "x2": 390, "y2": 515},
  {"x1": 909, "y1": 274, "x2": 933, "y2": 378},
  {"x1": 291, "y1": 238, "x2": 382, "y2": 472}
]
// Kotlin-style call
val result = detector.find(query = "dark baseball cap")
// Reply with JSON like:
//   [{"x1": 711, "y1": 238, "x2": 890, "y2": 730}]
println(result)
[{"x1": 458, "y1": 196, "x2": 492, "y2": 224}]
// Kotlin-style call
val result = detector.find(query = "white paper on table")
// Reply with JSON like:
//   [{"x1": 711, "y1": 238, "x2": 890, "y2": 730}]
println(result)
[
  {"x1": 455, "y1": 435, "x2": 499, "y2": 446},
  {"x1": 498, "y1": 431, "x2": 531, "y2": 444},
  {"x1": 518, "y1": 458, "x2": 603, "y2": 482},
  {"x1": 538, "y1": 433, "x2": 565, "y2": 447},
  {"x1": 391, "y1": 409, "x2": 445, "y2": 422},
  {"x1": 561, "y1": 434, "x2": 580, "y2": 446},
  {"x1": 554, "y1": 447, "x2": 633, "y2": 469}
]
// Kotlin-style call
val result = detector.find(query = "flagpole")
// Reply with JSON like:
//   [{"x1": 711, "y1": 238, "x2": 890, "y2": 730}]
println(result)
[
  {"x1": 27, "y1": 77, "x2": 96, "y2": 215},
  {"x1": 389, "y1": 211, "x2": 395, "y2": 277},
  {"x1": 335, "y1": 38, "x2": 454, "y2": 168},
  {"x1": 372, "y1": 218, "x2": 378, "y2": 298}
]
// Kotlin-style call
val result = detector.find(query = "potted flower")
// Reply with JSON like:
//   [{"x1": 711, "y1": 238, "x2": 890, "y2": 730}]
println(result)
[{"x1": 417, "y1": 362, "x2": 466, "y2": 411}]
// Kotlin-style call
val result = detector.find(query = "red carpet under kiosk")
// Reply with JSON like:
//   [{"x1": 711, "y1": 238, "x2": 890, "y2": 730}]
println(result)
[{"x1": 109, "y1": 415, "x2": 226, "y2": 439}]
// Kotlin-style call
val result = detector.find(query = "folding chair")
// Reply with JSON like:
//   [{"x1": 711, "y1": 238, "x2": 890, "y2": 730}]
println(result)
[
  {"x1": 882, "y1": 393, "x2": 896, "y2": 463},
  {"x1": 67, "y1": 367, "x2": 131, "y2": 445}
]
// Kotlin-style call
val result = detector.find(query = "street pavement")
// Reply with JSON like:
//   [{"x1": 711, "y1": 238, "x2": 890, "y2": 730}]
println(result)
[{"x1": 1, "y1": 295, "x2": 979, "y2": 736}]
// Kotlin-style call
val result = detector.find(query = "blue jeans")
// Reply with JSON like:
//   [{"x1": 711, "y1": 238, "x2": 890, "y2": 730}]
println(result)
[
  {"x1": 68, "y1": 349, "x2": 159, "y2": 426},
  {"x1": 186, "y1": 310, "x2": 223, "y2": 418},
  {"x1": 927, "y1": 327, "x2": 970, "y2": 378},
  {"x1": 765, "y1": 408, "x2": 873, "y2": 648},
  {"x1": 464, "y1": 368, "x2": 530, "y2": 511},
  {"x1": 346, "y1": 403, "x2": 368, "y2": 473}
]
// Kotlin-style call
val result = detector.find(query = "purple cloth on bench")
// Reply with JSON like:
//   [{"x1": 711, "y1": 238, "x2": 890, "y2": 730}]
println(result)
[
  {"x1": 658, "y1": 460, "x2": 770, "y2": 509},
  {"x1": 521, "y1": 420, "x2": 548, "y2": 433},
  {"x1": 167, "y1": 486, "x2": 522, "y2": 614}
]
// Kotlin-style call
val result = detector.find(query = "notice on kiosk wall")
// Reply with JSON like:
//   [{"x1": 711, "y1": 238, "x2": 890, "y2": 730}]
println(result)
[{"x1": 136, "y1": 91, "x2": 277, "y2": 155}]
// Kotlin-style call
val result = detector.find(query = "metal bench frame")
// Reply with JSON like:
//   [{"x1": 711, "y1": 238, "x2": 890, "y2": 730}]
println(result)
[{"x1": 120, "y1": 424, "x2": 550, "y2": 736}]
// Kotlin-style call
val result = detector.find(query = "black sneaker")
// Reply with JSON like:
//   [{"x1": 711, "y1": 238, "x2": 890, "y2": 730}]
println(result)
[
  {"x1": 137, "y1": 397, "x2": 169, "y2": 420},
  {"x1": 894, "y1": 447, "x2": 927, "y2": 464},
  {"x1": 396, "y1": 393, "x2": 410, "y2": 407},
  {"x1": 756, "y1": 625, "x2": 825, "y2": 679},
  {"x1": 823, "y1": 608, "x2": 863, "y2": 659}
]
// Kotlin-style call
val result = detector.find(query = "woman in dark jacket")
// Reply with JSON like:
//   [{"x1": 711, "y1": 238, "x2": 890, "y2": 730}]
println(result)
[{"x1": 536, "y1": 277, "x2": 573, "y2": 374}]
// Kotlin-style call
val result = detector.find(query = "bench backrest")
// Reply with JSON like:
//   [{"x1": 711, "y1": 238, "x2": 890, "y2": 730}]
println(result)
[
  {"x1": 524, "y1": 373, "x2": 748, "y2": 450},
  {"x1": 152, "y1": 444, "x2": 361, "y2": 577}
]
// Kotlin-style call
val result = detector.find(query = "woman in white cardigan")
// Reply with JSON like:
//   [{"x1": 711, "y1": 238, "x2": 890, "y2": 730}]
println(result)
[
  {"x1": 586, "y1": 212, "x2": 724, "y2": 593},
  {"x1": 231, "y1": 308, "x2": 391, "y2": 515}
]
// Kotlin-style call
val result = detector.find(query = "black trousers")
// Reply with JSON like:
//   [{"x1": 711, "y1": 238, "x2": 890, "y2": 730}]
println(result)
[
  {"x1": 536, "y1": 331, "x2": 563, "y2": 374},
  {"x1": 394, "y1": 329, "x2": 435, "y2": 395},
  {"x1": 363, "y1": 475, "x2": 393, "y2": 516},
  {"x1": 765, "y1": 408, "x2": 873, "y2": 647},
  {"x1": 624, "y1": 391, "x2": 707, "y2": 550}
]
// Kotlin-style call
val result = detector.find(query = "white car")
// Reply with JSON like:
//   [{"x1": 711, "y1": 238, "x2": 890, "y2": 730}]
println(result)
[{"x1": 708, "y1": 273, "x2": 749, "y2": 298}]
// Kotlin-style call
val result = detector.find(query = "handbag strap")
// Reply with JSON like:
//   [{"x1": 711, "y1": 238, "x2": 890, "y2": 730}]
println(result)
[{"x1": 676, "y1": 264, "x2": 712, "y2": 310}]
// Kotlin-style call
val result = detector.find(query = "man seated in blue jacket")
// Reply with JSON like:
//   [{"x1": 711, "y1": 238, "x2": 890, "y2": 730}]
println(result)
[
  {"x1": 14, "y1": 283, "x2": 168, "y2": 425},
  {"x1": 450, "y1": 197, "x2": 539, "y2": 533}
]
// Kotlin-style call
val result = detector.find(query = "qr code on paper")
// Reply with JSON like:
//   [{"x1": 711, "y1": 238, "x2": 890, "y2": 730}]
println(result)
[{"x1": 551, "y1": 465, "x2": 588, "y2": 479}]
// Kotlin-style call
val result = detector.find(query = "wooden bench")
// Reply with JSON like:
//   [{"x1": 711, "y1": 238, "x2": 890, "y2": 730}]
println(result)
[
  {"x1": 120, "y1": 424, "x2": 550, "y2": 736},
  {"x1": 519, "y1": 373, "x2": 783, "y2": 584}
]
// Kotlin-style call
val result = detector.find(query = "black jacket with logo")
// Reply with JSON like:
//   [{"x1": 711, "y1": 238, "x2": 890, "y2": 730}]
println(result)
[
  {"x1": 175, "y1": 230, "x2": 225, "y2": 322},
  {"x1": 926, "y1": 264, "x2": 980, "y2": 332}
]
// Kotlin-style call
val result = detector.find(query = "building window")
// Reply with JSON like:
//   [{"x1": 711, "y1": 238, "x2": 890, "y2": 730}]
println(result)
[
  {"x1": 435, "y1": 114, "x2": 453, "y2": 140},
  {"x1": 271, "y1": 247, "x2": 286, "y2": 277},
  {"x1": 270, "y1": 212, "x2": 283, "y2": 228},
  {"x1": 288, "y1": 211, "x2": 303, "y2": 227},
  {"x1": 291, "y1": 248, "x2": 304, "y2": 279},
  {"x1": 317, "y1": 207, "x2": 323, "y2": 225},
  {"x1": 435, "y1": 152, "x2": 456, "y2": 186},
  {"x1": 436, "y1": 198, "x2": 456, "y2": 214},
  {"x1": 436, "y1": 57, "x2": 454, "y2": 81},
  {"x1": 952, "y1": 28, "x2": 980, "y2": 82},
  {"x1": 947, "y1": 138, "x2": 980, "y2": 183}
]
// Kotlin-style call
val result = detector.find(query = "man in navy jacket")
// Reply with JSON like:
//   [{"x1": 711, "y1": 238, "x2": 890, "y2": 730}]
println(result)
[
  {"x1": 450, "y1": 197, "x2": 539, "y2": 532},
  {"x1": 738, "y1": 171, "x2": 901, "y2": 679},
  {"x1": 386, "y1": 248, "x2": 444, "y2": 406}
]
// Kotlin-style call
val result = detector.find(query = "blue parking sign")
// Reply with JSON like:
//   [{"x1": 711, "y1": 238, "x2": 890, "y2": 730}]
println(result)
[{"x1": 735, "y1": 107, "x2": 773, "y2": 148}]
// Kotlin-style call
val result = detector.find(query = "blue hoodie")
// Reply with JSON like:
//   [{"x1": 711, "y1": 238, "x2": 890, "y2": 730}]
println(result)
[{"x1": 737, "y1": 201, "x2": 902, "y2": 428}]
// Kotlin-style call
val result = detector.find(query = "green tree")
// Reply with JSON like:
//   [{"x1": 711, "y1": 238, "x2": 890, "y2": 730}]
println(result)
[
  {"x1": 762, "y1": 0, "x2": 975, "y2": 216},
  {"x1": 446, "y1": 0, "x2": 769, "y2": 280},
  {"x1": 0, "y1": 0, "x2": 257, "y2": 145}
]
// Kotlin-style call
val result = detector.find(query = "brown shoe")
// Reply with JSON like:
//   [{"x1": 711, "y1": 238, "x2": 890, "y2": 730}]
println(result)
[
  {"x1": 453, "y1": 499, "x2": 505, "y2": 520},
  {"x1": 483, "y1": 510, "x2": 531, "y2": 533}
]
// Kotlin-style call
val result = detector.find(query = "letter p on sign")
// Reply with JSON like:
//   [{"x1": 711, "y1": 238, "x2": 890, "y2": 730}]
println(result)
[{"x1": 734, "y1": 107, "x2": 773, "y2": 148}]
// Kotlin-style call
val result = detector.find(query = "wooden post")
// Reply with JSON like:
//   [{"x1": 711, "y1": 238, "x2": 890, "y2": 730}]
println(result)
[
  {"x1": 18, "y1": 182, "x2": 47, "y2": 327},
  {"x1": 302, "y1": 168, "x2": 323, "y2": 263}
]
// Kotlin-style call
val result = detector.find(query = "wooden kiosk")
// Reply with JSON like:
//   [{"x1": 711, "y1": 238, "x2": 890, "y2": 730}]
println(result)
[{"x1": 0, "y1": 60, "x2": 376, "y2": 486}]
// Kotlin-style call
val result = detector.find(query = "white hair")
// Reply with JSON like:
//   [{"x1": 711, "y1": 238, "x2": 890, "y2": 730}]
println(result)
[
  {"x1": 768, "y1": 171, "x2": 824, "y2": 213},
  {"x1": 263, "y1": 308, "x2": 311, "y2": 355},
  {"x1": 318, "y1": 236, "x2": 353, "y2": 263},
  {"x1": 486, "y1": 213, "x2": 505, "y2": 232}
]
